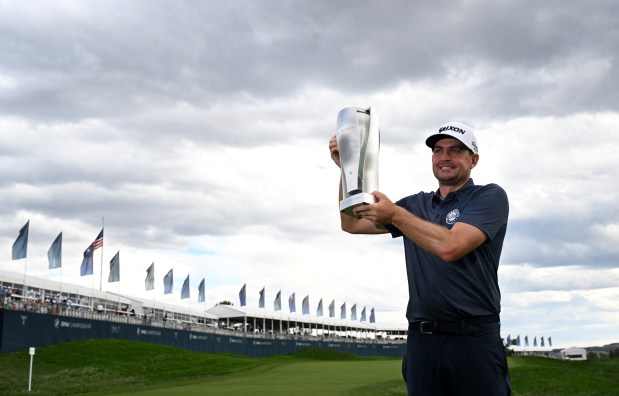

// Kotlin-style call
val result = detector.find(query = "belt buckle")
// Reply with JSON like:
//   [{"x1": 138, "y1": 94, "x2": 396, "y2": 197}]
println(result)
[{"x1": 420, "y1": 321, "x2": 434, "y2": 335}]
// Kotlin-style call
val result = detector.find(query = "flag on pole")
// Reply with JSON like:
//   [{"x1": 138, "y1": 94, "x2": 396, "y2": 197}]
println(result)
[
  {"x1": 12, "y1": 221, "x2": 29, "y2": 260},
  {"x1": 239, "y1": 283, "x2": 247, "y2": 306},
  {"x1": 48, "y1": 232, "x2": 62, "y2": 269},
  {"x1": 525, "y1": 336, "x2": 529, "y2": 347},
  {"x1": 516, "y1": 335, "x2": 521, "y2": 346},
  {"x1": 108, "y1": 251, "x2": 120, "y2": 282},
  {"x1": 370, "y1": 307, "x2": 375, "y2": 323},
  {"x1": 541, "y1": 336, "x2": 545, "y2": 347},
  {"x1": 80, "y1": 247, "x2": 94, "y2": 276},
  {"x1": 274, "y1": 290, "x2": 281, "y2": 311},
  {"x1": 351, "y1": 304, "x2": 357, "y2": 321},
  {"x1": 360, "y1": 306, "x2": 367, "y2": 322},
  {"x1": 329, "y1": 300, "x2": 335, "y2": 317},
  {"x1": 288, "y1": 293, "x2": 296, "y2": 313},
  {"x1": 198, "y1": 278, "x2": 205, "y2": 303},
  {"x1": 259, "y1": 287, "x2": 265, "y2": 308},
  {"x1": 181, "y1": 275, "x2": 190, "y2": 299},
  {"x1": 302, "y1": 295, "x2": 309, "y2": 315},
  {"x1": 534, "y1": 337, "x2": 537, "y2": 347},
  {"x1": 317, "y1": 298, "x2": 323, "y2": 317},
  {"x1": 506, "y1": 334, "x2": 511, "y2": 346},
  {"x1": 91, "y1": 228, "x2": 104, "y2": 250},
  {"x1": 340, "y1": 302, "x2": 346, "y2": 320},
  {"x1": 145, "y1": 263, "x2": 155, "y2": 291},
  {"x1": 80, "y1": 229, "x2": 104, "y2": 276},
  {"x1": 163, "y1": 269, "x2": 173, "y2": 295},
  {"x1": 548, "y1": 337, "x2": 552, "y2": 347}
]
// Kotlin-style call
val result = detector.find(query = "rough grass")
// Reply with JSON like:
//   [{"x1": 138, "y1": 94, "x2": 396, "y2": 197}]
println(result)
[
  {"x1": 508, "y1": 356, "x2": 619, "y2": 396},
  {"x1": 0, "y1": 339, "x2": 260, "y2": 395}
]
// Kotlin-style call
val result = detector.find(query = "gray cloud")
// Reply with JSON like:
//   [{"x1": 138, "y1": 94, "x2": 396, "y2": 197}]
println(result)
[
  {"x1": 2, "y1": 0, "x2": 617, "y2": 126},
  {"x1": 1, "y1": 0, "x2": 618, "y2": 347}
]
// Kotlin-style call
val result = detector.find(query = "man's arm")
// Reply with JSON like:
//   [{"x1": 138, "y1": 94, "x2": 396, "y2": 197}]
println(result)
[{"x1": 353, "y1": 192, "x2": 487, "y2": 261}]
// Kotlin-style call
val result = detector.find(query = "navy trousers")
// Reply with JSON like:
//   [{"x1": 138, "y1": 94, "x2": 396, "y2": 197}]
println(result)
[{"x1": 402, "y1": 322, "x2": 511, "y2": 396}]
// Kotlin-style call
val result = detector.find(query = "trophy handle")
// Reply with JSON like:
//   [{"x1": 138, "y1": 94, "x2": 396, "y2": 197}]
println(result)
[
  {"x1": 362, "y1": 109, "x2": 379, "y2": 194},
  {"x1": 336, "y1": 107, "x2": 380, "y2": 217}
]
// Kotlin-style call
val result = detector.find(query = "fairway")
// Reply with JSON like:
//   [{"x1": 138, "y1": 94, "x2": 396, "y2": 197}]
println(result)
[{"x1": 103, "y1": 360, "x2": 405, "y2": 396}]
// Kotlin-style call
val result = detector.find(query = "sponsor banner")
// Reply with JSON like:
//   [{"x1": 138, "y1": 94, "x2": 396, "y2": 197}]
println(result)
[{"x1": 0, "y1": 310, "x2": 405, "y2": 357}]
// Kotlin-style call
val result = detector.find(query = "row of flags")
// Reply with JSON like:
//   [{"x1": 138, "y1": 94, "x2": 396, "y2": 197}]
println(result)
[
  {"x1": 506, "y1": 334, "x2": 553, "y2": 348},
  {"x1": 240, "y1": 284, "x2": 376, "y2": 323},
  {"x1": 11, "y1": 221, "x2": 110, "y2": 278},
  {"x1": 11, "y1": 222, "x2": 376, "y2": 321},
  {"x1": 11, "y1": 221, "x2": 206, "y2": 302},
  {"x1": 159, "y1": 267, "x2": 206, "y2": 303}
]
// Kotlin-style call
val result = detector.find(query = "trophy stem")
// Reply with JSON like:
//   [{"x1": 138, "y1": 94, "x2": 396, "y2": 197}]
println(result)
[{"x1": 340, "y1": 192, "x2": 376, "y2": 218}]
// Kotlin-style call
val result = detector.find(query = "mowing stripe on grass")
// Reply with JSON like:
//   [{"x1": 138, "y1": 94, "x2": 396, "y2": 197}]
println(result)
[{"x1": 105, "y1": 360, "x2": 406, "y2": 396}]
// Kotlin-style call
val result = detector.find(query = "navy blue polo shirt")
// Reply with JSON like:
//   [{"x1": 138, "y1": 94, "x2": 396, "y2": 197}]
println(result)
[{"x1": 387, "y1": 179, "x2": 509, "y2": 322}]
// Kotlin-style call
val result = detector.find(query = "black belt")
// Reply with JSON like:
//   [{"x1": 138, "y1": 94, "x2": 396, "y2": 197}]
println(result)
[{"x1": 408, "y1": 314, "x2": 499, "y2": 335}]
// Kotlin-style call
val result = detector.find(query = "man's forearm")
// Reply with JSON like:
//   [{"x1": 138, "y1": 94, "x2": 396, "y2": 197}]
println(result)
[
  {"x1": 390, "y1": 206, "x2": 486, "y2": 262},
  {"x1": 339, "y1": 180, "x2": 358, "y2": 232}
]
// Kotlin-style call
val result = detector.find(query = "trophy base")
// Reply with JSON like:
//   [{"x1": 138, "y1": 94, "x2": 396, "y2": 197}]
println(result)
[{"x1": 340, "y1": 193, "x2": 376, "y2": 218}]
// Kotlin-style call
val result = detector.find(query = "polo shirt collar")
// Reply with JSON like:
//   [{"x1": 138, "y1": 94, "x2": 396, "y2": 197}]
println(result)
[{"x1": 433, "y1": 178, "x2": 476, "y2": 203}]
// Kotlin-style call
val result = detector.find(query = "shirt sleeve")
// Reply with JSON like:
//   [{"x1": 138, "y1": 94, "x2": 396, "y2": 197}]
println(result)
[{"x1": 457, "y1": 184, "x2": 509, "y2": 240}]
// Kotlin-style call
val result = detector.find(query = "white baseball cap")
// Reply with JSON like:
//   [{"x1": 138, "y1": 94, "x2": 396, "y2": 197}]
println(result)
[{"x1": 425, "y1": 121, "x2": 478, "y2": 154}]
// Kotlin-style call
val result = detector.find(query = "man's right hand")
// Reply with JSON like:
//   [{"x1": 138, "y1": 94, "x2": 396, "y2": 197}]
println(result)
[{"x1": 329, "y1": 135, "x2": 341, "y2": 168}]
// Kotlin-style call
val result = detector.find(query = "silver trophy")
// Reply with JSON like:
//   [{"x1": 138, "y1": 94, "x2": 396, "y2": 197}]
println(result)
[{"x1": 336, "y1": 107, "x2": 380, "y2": 217}]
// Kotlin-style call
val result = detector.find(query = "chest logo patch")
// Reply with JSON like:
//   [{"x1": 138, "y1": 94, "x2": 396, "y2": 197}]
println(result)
[{"x1": 446, "y1": 209, "x2": 460, "y2": 225}]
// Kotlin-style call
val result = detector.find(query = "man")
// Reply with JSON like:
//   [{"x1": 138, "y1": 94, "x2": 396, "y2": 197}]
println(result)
[{"x1": 329, "y1": 121, "x2": 511, "y2": 396}]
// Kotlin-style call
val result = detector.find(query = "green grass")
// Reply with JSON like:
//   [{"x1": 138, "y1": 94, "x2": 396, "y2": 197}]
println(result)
[
  {"x1": 0, "y1": 340, "x2": 618, "y2": 395},
  {"x1": 0, "y1": 339, "x2": 261, "y2": 395},
  {"x1": 508, "y1": 356, "x2": 619, "y2": 396}
]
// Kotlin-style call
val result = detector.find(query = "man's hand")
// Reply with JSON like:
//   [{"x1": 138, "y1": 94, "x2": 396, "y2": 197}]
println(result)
[
  {"x1": 329, "y1": 135, "x2": 341, "y2": 168},
  {"x1": 352, "y1": 191, "x2": 398, "y2": 226}
]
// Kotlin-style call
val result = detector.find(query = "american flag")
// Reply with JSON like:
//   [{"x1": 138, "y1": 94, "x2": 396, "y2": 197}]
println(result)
[{"x1": 91, "y1": 229, "x2": 104, "y2": 250}]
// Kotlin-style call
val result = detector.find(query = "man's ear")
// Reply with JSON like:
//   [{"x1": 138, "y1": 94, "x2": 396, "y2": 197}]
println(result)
[{"x1": 470, "y1": 153, "x2": 480, "y2": 169}]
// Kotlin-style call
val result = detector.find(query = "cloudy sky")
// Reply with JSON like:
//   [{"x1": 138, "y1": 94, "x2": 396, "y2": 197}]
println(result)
[{"x1": 1, "y1": 0, "x2": 618, "y2": 348}]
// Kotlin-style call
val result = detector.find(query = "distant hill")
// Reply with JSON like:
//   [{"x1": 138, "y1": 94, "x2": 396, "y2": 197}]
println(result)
[{"x1": 587, "y1": 342, "x2": 619, "y2": 354}]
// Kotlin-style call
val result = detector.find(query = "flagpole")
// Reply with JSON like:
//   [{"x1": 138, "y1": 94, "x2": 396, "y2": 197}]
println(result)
[
  {"x1": 99, "y1": 217, "x2": 105, "y2": 291},
  {"x1": 187, "y1": 287, "x2": 192, "y2": 322},
  {"x1": 22, "y1": 256, "x2": 28, "y2": 300},
  {"x1": 152, "y1": 288, "x2": 156, "y2": 324},
  {"x1": 23, "y1": 222, "x2": 29, "y2": 300},
  {"x1": 23, "y1": 223, "x2": 28, "y2": 298},
  {"x1": 91, "y1": 268, "x2": 95, "y2": 308}
]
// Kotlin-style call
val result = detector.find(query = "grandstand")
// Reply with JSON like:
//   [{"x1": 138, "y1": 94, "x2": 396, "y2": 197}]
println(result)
[{"x1": 0, "y1": 268, "x2": 407, "y2": 357}]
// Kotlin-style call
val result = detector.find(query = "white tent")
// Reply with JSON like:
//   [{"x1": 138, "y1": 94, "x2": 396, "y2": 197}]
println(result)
[{"x1": 560, "y1": 347, "x2": 587, "y2": 360}]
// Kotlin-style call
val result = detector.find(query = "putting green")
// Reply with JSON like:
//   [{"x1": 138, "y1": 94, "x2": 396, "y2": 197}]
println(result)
[{"x1": 108, "y1": 359, "x2": 405, "y2": 396}]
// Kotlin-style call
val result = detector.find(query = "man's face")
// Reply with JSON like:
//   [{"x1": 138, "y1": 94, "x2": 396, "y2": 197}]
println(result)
[{"x1": 431, "y1": 137, "x2": 479, "y2": 186}]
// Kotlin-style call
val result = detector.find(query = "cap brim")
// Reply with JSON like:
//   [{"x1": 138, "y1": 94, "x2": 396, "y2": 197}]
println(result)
[
  {"x1": 425, "y1": 133, "x2": 475, "y2": 153},
  {"x1": 425, "y1": 133, "x2": 448, "y2": 149}
]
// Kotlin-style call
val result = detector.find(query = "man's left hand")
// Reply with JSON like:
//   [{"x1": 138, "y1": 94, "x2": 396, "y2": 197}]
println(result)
[{"x1": 352, "y1": 191, "x2": 397, "y2": 226}]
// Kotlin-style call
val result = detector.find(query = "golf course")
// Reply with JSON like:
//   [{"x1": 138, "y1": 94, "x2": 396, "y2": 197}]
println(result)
[{"x1": 0, "y1": 339, "x2": 618, "y2": 395}]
